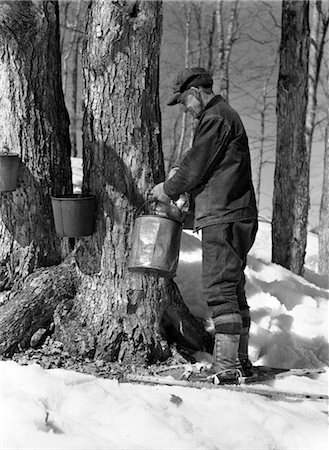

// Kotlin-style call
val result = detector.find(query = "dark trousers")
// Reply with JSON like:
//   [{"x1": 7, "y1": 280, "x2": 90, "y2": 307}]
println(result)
[{"x1": 201, "y1": 219, "x2": 258, "y2": 332}]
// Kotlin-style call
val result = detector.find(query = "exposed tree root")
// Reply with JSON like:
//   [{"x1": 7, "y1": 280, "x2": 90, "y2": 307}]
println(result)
[
  {"x1": 0, "y1": 260, "x2": 212, "y2": 362},
  {"x1": 0, "y1": 260, "x2": 78, "y2": 356}
]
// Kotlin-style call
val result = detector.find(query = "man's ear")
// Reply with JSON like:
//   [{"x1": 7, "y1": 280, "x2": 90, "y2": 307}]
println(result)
[
  {"x1": 190, "y1": 86, "x2": 200, "y2": 94},
  {"x1": 189, "y1": 86, "x2": 203, "y2": 103}
]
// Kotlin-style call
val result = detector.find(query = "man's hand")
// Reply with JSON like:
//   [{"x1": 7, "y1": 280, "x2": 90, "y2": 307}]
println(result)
[
  {"x1": 168, "y1": 166, "x2": 179, "y2": 179},
  {"x1": 151, "y1": 182, "x2": 171, "y2": 203}
]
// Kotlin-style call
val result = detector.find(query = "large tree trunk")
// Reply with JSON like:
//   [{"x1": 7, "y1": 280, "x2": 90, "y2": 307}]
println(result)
[
  {"x1": 0, "y1": 1, "x2": 72, "y2": 288},
  {"x1": 52, "y1": 0, "x2": 209, "y2": 364},
  {"x1": 272, "y1": 0, "x2": 309, "y2": 275},
  {"x1": 0, "y1": 0, "x2": 209, "y2": 363}
]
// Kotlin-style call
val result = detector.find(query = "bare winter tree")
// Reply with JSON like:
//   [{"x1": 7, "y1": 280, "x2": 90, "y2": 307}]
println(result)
[
  {"x1": 193, "y1": 1, "x2": 203, "y2": 67},
  {"x1": 61, "y1": 0, "x2": 82, "y2": 96},
  {"x1": 216, "y1": 0, "x2": 239, "y2": 101},
  {"x1": 175, "y1": 2, "x2": 191, "y2": 165},
  {"x1": 305, "y1": 0, "x2": 329, "y2": 158},
  {"x1": 207, "y1": 10, "x2": 216, "y2": 73},
  {"x1": 59, "y1": 0, "x2": 87, "y2": 156},
  {"x1": 272, "y1": 0, "x2": 310, "y2": 275},
  {"x1": 0, "y1": 1, "x2": 72, "y2": 290},
  {"x1": 168, "y1": 0, "x2": 240, "y2": 168},
  {"x1": 255, "y1": 55, "x2": 278, "y2": 210},
  {"x1": 307, "y1": 0, "x2": 329, "y2": 274},
  {"x1": 319, "y1": 63, "x2": 329, "y2": 274}
]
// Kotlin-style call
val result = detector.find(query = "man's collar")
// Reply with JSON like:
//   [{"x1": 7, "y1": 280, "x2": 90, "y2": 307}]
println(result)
[{"x1": 195, "y1": 95, "x2": 223, "y2": 119}]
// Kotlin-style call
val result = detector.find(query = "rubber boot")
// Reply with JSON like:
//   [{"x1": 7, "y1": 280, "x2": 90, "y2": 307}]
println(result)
[
  {"x1": 236, "y1": 310, "x2": 254, "y2": 377},
  {"x1": 212, "y1": 333, "x2": 240, "y2": 384},
  {"x1": 236, "y1": 327, "x2": 253, "y2": 376}
]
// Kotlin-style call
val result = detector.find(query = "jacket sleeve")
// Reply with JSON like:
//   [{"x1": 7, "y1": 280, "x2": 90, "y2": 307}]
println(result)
[{"x1": 164, "y1": 115, "x2": 231, "y2": 199}]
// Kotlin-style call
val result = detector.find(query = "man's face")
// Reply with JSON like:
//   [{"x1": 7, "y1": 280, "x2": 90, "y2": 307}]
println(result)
[{"x1": 180, "y1": 88, "x2": 202, "y2": 117}]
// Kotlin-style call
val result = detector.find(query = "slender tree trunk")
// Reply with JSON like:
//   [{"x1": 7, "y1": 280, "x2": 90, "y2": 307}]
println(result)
[
  {"x1": 177, "y1": 113, "x2": 187, "y2": 163},
  {"x1": 0, "y1": 1, "x2": 72, "y2": 288},
  {"x1": 305, "y1": 1, "x2": 329, "y2": 160},
  {"x1": 193, "y1": 2, "x2": 203, "y2": 67},
  {"x1": 256, "y1": 56, "x2": 278, "y2": 210},
  {"x1": 207, "y1": 11, "x2": 216, "y2": 74},
  {"x1": 168, "y1": 114, "x2": 182, "y2": 170},
  {"x1": 216, "y1": 0, "x2": 239, "y2": 101},
  {"x1": 176, "y1": 3, "x2": 191, "y2": 163},
  {"x1": 62, "y1": 1, "x2": 82, "y2": 96},
  {"x1": 60, "y1": 1, "x2": 69, "y2": 54},
  {"x1": 272, "y1": 0, "x2": 310, "y2": 275},
  {"x1": 305, "y1": 0, "x2": 321, "y2": 153},
  {"x1": 318, "y1": 70, "x2": 329, "y2": 274},
  {"x1": 70, "y1": 34, "x2": 82, "y2": 158},
  {"x1": 256, "y1": 80, "x2": 268, "y2": 210}
]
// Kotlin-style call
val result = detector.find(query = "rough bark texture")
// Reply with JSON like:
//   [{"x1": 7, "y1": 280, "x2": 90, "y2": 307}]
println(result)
[
  {"x1": 0, "y1": 261, "x2": 78, "y2": 356},
  {"x1": 0, "y1": 1, "x2": 72, "y2": 287},
  {"x1": 216, "y1": 0, "x2": 239, "y2": 102},
  {"x1": 0, "y1": 0, "x2": 210, "y2": 363},
  {"x1": 319, "y1": 115, "x2": 329, "y2": 274},
  {"x1": 52, "y1": 0, "x2": 209, "y2": 364},
  {"x1": 272, "y1": 0, "x2": 309, "y2": 275},
  {"x1": 316, "y1": 4, "x2": 329, "y2": 275}
]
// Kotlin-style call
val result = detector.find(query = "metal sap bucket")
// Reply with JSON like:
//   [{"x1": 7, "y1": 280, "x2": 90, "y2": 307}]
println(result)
[
  {"x1": 128, "y1": 203, "x2": 183, "y2": 278},
  {"x1": 0, "y1": 151, "x2": 20, "y2": 192},
  {"x1": 51, "y1": 194, "x2": 96, "y2": 237}
]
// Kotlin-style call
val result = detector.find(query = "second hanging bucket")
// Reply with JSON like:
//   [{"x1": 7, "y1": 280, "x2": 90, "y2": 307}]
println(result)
[
  {"x1": 0, "y1": 152, "x2": 20, "y2": 192},
  {"x1": 128, "y1": 211, "x2": 182, "y2": 279},
  {"x1": 51, "y1": 194, "x2": 96, "y2": 237}
]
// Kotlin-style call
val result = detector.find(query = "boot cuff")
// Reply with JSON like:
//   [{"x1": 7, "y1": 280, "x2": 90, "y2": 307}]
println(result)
[{"x1": 213, "y1": 313, "x2": 242, "y2": 334}]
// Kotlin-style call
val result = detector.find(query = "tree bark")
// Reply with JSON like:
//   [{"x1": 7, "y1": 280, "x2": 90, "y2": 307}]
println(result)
[
  {"x1": 0, "y1": 261, "x2": 78, "y2": 356},
  {"x1": 256, "y1": 56, "x2": 278, "y2": 210},
  {"x1": 310, "y1": 1, "x2": 329, "y2": 274},
  {"x1": 216, "y1": 0, "x2": 239, "y2": 101},
  {"x1": 207, "y1": 11, "x2": 216, "y2": 74},
  {"x1": 305, "y1": 1, "x2": 329, "y2": 168},
  {"x1": 318, "y1": 74, "x2": 329, "y2": 274},
  {"x1": 0, "y1": 1, "x2": 72, "y2": 287},
  {"x1": 52, "y1": 0, "x2": 209, "y2": 364},
  {"x1": 272, "y1": 0, "x2": 310, "y2": 275},
  {"x1": 193, "y1": 2, "x2": 203, "y2": 67},
  {"x1": 0, "y1": 0, "x2": 210, "y2": 364}
]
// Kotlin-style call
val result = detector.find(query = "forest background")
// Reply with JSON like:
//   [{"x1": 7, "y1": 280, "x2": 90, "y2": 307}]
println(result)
[{"x1": 60, "y1": 0, "x2": 328, "y2": 232}]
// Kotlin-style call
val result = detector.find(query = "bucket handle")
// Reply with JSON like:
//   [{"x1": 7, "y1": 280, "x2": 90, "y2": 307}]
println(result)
[
  {"x1": 134, "y1": 198, "x2": 157, "y2": 217},
  {"x1": 134, "y1": 197, "x2": 184, "y2": 222}
]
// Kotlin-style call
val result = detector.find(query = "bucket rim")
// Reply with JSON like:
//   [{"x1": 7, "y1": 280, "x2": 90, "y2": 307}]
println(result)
[
  {"x1": 0, "y1": 152, "x2": 19, "y2": 157},
  {"x1": 135, "y1": 214, "x2": 183, "y2": 224},
  {"x1": 51, "y1": 194, "x2": 96, "y2": 201}
]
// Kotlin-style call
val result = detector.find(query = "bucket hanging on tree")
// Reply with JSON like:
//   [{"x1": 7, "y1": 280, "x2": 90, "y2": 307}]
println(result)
[
  {"x1": 128, "y1": 198, "x2": 188, "y2": 278},
  {"x1": 51, "y1": 194, "x2": 96, "y2": 237},
  {"x1": 0, "y1": 148, "x2": 20, "y2": 193}
]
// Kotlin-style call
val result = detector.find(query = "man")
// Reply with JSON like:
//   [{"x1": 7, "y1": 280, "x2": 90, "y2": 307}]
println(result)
[{"x1": 152, "y1": 67, "x2": 258, "y2": 382}]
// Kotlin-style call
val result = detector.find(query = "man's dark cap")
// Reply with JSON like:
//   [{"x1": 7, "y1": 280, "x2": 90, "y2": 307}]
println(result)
[{"x1": 167, "y1": 67, "x2": 213, "y2": 106}]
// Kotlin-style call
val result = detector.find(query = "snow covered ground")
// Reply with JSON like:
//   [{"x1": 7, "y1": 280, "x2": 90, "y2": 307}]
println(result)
[{"x1": 0, "y1": 157, "x2": 328, "y2": 450}]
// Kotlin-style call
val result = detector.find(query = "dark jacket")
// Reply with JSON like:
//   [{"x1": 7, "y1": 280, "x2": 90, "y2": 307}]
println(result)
[{"x1": 164, "y1": 95, "x2": 258, "y2": 230}]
